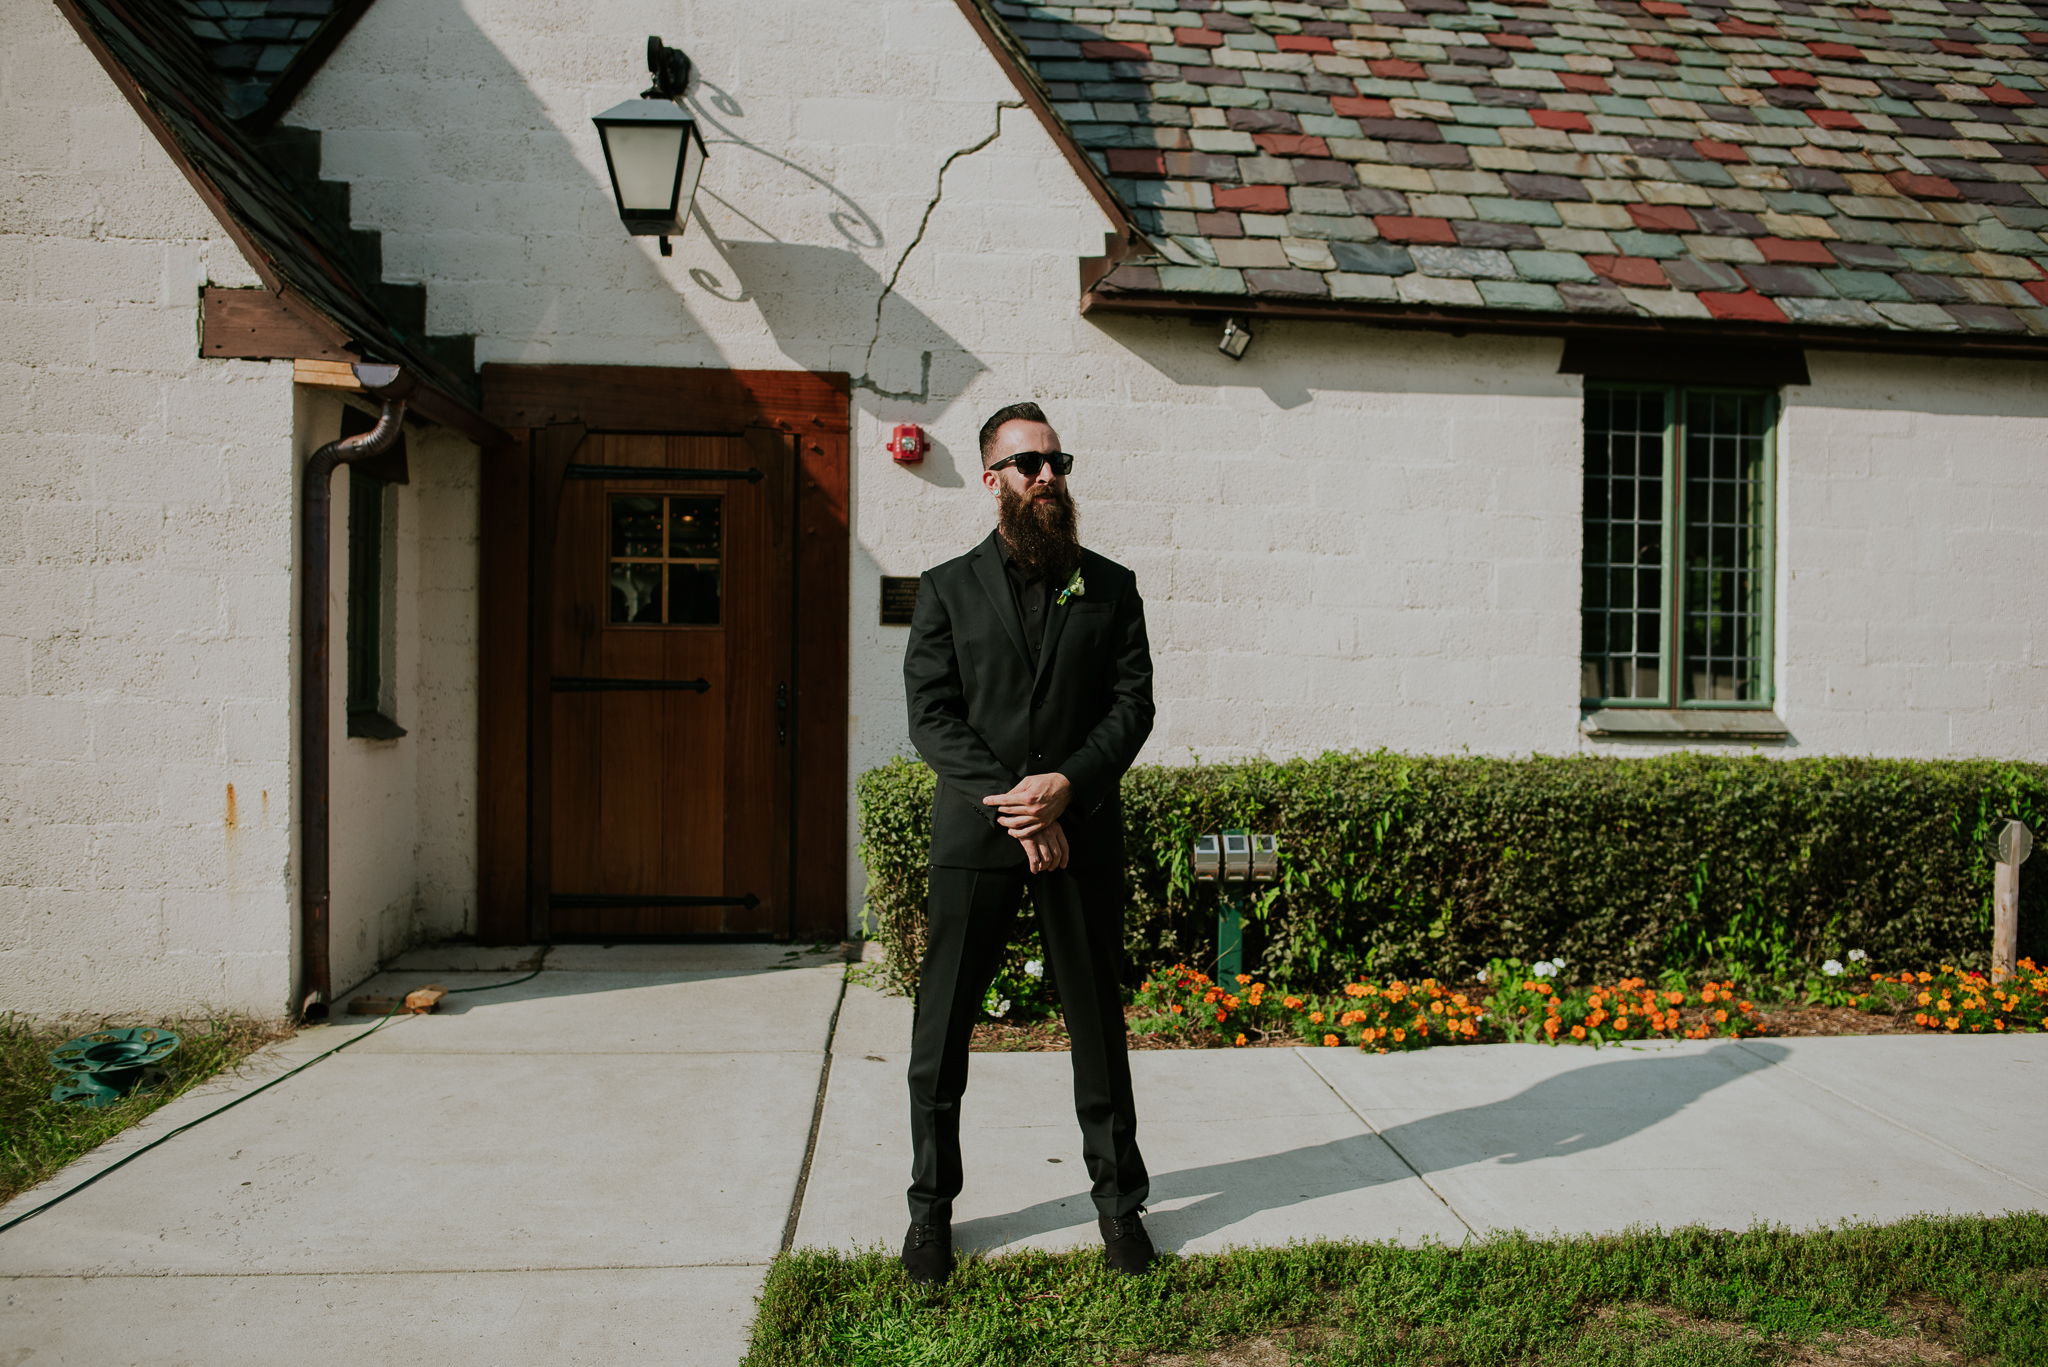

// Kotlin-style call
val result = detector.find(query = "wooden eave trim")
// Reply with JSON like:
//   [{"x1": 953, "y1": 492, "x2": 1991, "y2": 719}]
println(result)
[
  {"x1": 1080, "y1": 289, "x2": 2048, "y2": 364},
  {"x1": 481, "y1": 364, "x2": 853, "y2": 435},
  {"x1": 947, "y1": 0, "x2": 1147, "y2": 292}
]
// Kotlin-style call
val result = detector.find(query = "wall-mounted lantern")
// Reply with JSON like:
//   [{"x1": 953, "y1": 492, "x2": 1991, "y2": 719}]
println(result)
[{"x1": 593, "y1": 37, "x2": 707, "y2": 257}]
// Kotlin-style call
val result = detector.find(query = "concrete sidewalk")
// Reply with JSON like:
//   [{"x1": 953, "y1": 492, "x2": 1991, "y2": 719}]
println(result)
[
  {"x1": 0, "y1": 943, "x2": 848, "y2": 1366},
  {"x1": 803, "y1": 981, "x2": 2048, "y2": 1256},
  {"x1": 5, "y1": 952, "x2": 2046, "y2": 1366}
]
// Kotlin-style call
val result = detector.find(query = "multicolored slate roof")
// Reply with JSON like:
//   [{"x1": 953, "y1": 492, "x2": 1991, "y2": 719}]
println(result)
[{"x1": 984, "y1": 0, "x2": 2048, "y2": 342}]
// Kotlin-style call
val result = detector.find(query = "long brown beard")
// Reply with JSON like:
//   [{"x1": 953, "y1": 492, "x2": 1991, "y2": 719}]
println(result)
[{"x1": 997, "y1": 480, "x2": 1081, "y2": 580}]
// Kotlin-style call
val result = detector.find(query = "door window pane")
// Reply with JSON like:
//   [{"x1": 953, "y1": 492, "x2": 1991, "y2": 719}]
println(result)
[{"x1": 608, "y1": 494, "x2": 723, "y2": 626}]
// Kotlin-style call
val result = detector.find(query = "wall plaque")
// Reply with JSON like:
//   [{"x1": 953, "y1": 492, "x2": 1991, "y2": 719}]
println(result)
[{"x1": 880, "y1": 575, "x2": 920, "y2": 626}]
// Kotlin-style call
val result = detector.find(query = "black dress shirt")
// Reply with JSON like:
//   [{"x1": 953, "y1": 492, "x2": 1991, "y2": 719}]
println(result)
[{"x1": 1001, "y1": 547, "x2": 1049, "y2": 670}]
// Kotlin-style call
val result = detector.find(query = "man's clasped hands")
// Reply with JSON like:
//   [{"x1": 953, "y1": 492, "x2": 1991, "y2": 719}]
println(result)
[{"x1": 983, "y1": 773, "x2": 1073, "y2": 873}]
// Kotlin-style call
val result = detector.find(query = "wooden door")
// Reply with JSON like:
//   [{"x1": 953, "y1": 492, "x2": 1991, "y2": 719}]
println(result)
[{"x1": 547, "y1": 431, "x2": 791, "y2": 935}]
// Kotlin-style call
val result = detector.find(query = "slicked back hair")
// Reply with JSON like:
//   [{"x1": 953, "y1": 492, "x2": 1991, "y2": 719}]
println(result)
[{"x1": 978, "y1": 401, "x2": 1051, "y2": 467}]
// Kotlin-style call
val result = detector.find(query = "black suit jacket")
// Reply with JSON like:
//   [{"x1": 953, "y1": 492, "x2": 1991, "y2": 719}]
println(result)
[{"x1": 905, "y1": 529, "x2": 1155, "y2": 870}]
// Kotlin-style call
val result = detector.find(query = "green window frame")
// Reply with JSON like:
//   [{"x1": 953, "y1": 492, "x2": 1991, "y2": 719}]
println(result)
[
  {"x1": 1581, "y1": 384, "x2": 1777, "y2": 711},
  {"x1": 345, "y1": 468, "x2": 406, "y2": 740}
]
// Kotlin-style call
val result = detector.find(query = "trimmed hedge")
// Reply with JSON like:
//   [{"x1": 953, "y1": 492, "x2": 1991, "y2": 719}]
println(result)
[{"x1": 855, "y1": 752, "x2": 2048, "y2": 999}]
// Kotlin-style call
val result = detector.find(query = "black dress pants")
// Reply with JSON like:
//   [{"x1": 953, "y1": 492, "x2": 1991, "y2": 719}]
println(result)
[{"x1": 906, "y1": 863, "x2": 1149, "y2": 1226}]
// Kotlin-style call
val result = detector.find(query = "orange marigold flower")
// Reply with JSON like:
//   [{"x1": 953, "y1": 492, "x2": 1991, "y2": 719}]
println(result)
[
  {"x1": 1665, "y1": 991, "x2": 1683, "y2": 1005},
  {"x1": 1215, "y1": 1009, "x2": 1228, "y2": 1022},
  {"x1": 1236, "y1": 974, "x2": 1252, "y2": 986},
  {"x1": 1141, "y1": 982, "x2": 1151, "y2": 992},
  {"x1": 1283, "y1": 996, "x2": 1303, "y2": 1010},
  {"x1": 1543, "y1": 1018, "x2": 1559, "y2": 1036},
  {"x1": 1714, "y1": 1009, "x2": 1728, "y2": 1023},
  {"x1": 1702, "y1": 988, "x2": 1717, "y2": 1003},
  {"x1": 1309, "y1": 1011, "x2": 1325, "y2": 1025},
  {"x1": 1616, "y1": 1016, "x2": 1631, "y2": 1030},
  {"x1": 1570, "y1": 1025, "x2": 1586, "y2": 1039},
  {"x1": 1234, "y1": 1033, "x2": 1247, "y2": 1046},
  {"x1": 1994, "y1": 1020, "x2": 2005, "y2": 1031},
  {"x1": 1536, "y1": 983, "x2": 1553, "y2": 996},
  {"x1": 1430, "y1": 1001, "x2": 1444, "y2": 1014},
  {"x1": 1170, "y1": 1004, "x2": 1183, "y2": 1015},
  {"x1": 1391, "y1": 1028, "x2": 1406, "y2": 1043},
  {"x1": 1323, "y1": 1034, "x2": 1339, "y2": 1047}
]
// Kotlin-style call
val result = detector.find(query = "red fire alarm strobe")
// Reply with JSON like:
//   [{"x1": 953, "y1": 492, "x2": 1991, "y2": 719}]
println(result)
[{"x1": 886, "y1": 423, "x2": 926, "y2": 464}]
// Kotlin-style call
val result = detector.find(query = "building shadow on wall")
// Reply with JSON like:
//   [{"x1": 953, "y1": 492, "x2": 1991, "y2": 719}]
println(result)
[
  {"x1": 953, "y1": 1041, "x2": 1788, "y2": 1253},
  {"x1": 712, "y1": 238, "x2": 982, "y2": 491}
]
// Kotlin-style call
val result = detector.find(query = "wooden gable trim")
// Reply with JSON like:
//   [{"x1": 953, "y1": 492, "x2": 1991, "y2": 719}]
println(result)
[{"x1": 476, "y1": 365, "x2": 851, "y2": 946}]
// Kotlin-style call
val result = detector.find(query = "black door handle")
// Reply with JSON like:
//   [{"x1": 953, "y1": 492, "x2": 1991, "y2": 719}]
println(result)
[{"x1": 776, "y1": 681, "x2": 788, "y2": 745}]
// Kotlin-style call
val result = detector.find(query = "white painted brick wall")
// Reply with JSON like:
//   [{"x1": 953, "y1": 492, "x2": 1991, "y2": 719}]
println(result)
[
  {"x1": 0, "y1": 0, "x2": 294, "y2": 1017},
  {"x1": 313, "y1": 391, "x2": 479, "y2": 1003}
]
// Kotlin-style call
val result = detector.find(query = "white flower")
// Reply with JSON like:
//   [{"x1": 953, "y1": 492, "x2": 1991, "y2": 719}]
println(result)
[
  {"x1": 990, "y1": 998, "x2": 1011, "y2": 1017},
  {"x1": 1024, "y1": 959, "x2": 1044, "y2": 979},
  {"x1": 1847, "y1": 949, "x2": 1866, "y2": 962},
  {"x1": 1554, "y1": 957, "x2": 1566, "y2": 967},
  {"x1": 1822, "y1": 960, "x2": 1842, "y2": 977},
  {"x1": 1532, "y1": 961, "x2": 1556, "y2": 979},
  {"x1": 1476, "y1": 969, "x2": 1489, "y2": 984}
]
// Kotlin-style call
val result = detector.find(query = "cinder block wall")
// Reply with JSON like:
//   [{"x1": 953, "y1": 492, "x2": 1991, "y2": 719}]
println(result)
[
  {"x1": 312, "y1": 390, "x2": 479, "y2": 1003},
  {"x1": 293, "y1": 0, "x2": 2048, "y2": 939},
  {"x1": 0, "y1": 0, "x2": 295, "y2": 1017}
]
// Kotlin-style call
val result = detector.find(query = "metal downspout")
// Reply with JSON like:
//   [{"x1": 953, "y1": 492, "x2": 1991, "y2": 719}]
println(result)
[{"x1": 300, "y1": 362, "x2": 414, "y2": 1019}]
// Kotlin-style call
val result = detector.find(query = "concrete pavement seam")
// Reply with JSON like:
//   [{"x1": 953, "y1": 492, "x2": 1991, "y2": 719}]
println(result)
[
  {"x1": 780, "y1": 964, "x2": 852, "y2": 1252},
  {"x1": 1733, "y1": 1040, "x2": 2048, "y2": 1200},
  {"x1": 1292, "y1": 1050, "x2": 1477, "y2": 1236}
]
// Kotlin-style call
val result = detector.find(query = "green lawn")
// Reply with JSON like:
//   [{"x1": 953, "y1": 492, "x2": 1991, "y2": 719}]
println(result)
[
  {"x1": 748, "y1": 1214, "x2": 2048, "y2": 1366},
  {"x1": 0, "y1": 1013, "x2": 290, "y2": 1207}
]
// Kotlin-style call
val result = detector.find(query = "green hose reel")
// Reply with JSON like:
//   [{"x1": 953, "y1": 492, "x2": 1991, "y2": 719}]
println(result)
[{"x1": 48, "y1": 1027, "x2": 181, "y2": 1108}]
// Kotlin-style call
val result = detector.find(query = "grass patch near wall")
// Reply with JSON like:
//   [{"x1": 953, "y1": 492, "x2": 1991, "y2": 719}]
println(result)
[
  {"x1": 0, "y1": 1013, "x2": 292, "y2": 1206},
  {"x1": 747, "y1": 1214, "x2": 2048, "y2": 1367}
]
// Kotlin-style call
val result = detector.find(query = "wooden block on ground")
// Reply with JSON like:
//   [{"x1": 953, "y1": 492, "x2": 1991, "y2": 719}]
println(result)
[{"x1": 405, "y1": 984, "x2": 449, "y2": 1013}]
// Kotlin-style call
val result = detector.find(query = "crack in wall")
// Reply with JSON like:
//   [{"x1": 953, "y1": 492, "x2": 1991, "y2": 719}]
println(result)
[{"x1": 851, "y1": 102, "x2": 1024, "y2": 404}]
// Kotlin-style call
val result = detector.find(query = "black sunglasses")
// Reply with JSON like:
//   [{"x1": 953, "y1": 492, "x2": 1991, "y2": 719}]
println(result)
[{"x1": 989, "y1": 450, "x2": 1075, "y2": 478}]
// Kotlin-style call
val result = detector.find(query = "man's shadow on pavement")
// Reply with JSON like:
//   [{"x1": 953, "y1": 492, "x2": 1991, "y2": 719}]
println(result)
[{"x1": 954, "y1": 1041, "x2": 1789, "y2": 1253}]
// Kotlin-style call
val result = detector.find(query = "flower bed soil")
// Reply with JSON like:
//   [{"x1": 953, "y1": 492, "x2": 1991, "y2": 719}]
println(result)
[{"x1": 970, "y1": 1001, "x2": 1936, "y2": 1052}]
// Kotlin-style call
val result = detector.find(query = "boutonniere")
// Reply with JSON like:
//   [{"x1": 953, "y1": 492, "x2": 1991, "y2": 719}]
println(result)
[{"x1": 1055, "y1": 568, "x2": 1085, "y2": 606}]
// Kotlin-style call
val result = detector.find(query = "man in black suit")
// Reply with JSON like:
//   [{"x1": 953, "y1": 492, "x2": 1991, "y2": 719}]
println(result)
[{"x1": 899, "y1": 402, "x2": 1157, "y2": 1285}]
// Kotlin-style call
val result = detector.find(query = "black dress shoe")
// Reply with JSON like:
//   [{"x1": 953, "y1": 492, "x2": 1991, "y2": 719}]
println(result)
[
  {"x1": 1099, "y1": 1210, "x2": 1155, "y2": 1276},
  {"x1": 901, "y1": 1221, "x2": 952, "y2": 1286}
]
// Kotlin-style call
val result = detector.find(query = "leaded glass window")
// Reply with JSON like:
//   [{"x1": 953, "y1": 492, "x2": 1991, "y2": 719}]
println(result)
[
  {"x1": 1581, "y1": 385, "x2": 1775, "y2": 710},
  {"x1": 607, "y1": 494, "x2": 722, "y2": 626}
]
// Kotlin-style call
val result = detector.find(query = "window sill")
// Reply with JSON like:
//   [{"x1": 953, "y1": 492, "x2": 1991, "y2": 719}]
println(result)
[
  {"x1": 347, "y1": 710, "x2": 408, "y2": 741},
  {"x1": 1581, "y1": 708, "x2": 1787, "y2": 741}
]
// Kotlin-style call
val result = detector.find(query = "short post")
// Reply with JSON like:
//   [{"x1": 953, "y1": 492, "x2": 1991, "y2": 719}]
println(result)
[
  {"x1": 1192, "y1": 830, "x2": 1277, "y2": 983},
  {"x1": 1994, "y1": 820, "x2": 2030, "y2": 983}
]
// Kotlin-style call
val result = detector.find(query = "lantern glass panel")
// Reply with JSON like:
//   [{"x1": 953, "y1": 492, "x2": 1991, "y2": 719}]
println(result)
[{"x1": 606, "y1": 123, "x2": 685, "y2": 213}]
